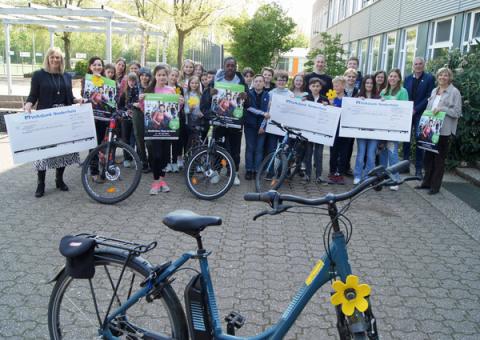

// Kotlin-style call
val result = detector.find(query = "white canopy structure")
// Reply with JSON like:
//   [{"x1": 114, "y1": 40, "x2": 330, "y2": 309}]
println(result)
[{"x1": 1, "y1": 2, "x2": 168, "y2": 94}]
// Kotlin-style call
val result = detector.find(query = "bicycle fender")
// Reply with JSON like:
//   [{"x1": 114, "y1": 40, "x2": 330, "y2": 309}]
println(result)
[{"x1": 46, "y1": 265, "x2": 65, "y2": 284}]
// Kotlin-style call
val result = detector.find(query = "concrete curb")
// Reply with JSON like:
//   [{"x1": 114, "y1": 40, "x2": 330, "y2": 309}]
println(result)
[{"x1": 455, "y1": 167, "x2": 480, "y2": 187}]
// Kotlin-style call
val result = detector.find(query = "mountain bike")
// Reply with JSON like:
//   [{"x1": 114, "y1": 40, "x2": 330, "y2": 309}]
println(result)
[
  {"x1": 48, "y1": 160, "x2": 416, "y2": 339},
  {"x1": 255, "y1": 120, "x2": 308, "y2": 192},
  {"x1": 184, "y1": 114, "x2": 236, "y2": 200},
  {"x1": 81, "y1": 111, "x2": 142, "y2": 204}
]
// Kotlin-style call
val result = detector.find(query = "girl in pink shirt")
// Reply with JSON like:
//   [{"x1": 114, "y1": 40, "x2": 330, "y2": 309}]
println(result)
[{"x1": 141, "y1": 65, "x2": 177, "y2": 195}]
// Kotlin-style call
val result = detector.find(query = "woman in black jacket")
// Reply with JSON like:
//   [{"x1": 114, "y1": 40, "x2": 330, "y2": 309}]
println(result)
[{"x1": 24, "y1": 47, "x2": 84, "y2": 197}]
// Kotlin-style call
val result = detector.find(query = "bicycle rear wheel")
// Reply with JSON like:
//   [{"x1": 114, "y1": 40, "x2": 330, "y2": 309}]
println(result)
[
  {"x1": 81, "y1": 141, "x2": 142, "y2": 204},
  {"x1": 255, "y1": 151, "x2": 287, "y2": 192},
  {"x1": 185, "y1": 145, "x2": 236, "y2": 200},
  {"x1": 48, "y1": 250, "x2": 188, "y2": 340}
]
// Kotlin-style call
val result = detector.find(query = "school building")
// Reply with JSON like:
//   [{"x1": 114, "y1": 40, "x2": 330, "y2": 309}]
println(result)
[
  {"x1": 276, "y1": 48, "x2": 309, "y2": 77},
  {"x1": 310, "y1": 0, "x2": 480, "y2": 76}
]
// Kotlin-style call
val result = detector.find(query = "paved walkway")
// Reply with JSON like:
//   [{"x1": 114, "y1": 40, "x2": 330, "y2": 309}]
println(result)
[{"x1": 0, "y1": 134, "x2": 479, "y2": 339}]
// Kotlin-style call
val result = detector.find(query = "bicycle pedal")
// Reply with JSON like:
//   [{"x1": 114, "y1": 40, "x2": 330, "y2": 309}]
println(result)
[{"x1": 225, "y1": 311, "x2": 245, "y2": 335}]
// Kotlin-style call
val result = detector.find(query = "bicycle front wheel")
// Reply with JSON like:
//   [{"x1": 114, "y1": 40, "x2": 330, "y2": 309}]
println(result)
[
  {"x1": 48, "y1": 250, "x2": 188, "y2": 340},
  {"x1": 255, "y1": 151, "x2": 287, "y2": 192},
  {"x1": 81, "y1": 141, "x2": 142, "y2": 204},
  {"x1": 185, "y1": 145, "x2": 236, "y2": 200}
]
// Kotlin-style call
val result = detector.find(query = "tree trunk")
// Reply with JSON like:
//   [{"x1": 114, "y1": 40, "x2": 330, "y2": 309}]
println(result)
[
  {"x1": 177, "y1": 30, "x2": 186, "y2": 68},
  {"x1": 61, "y1": 32, "x2": 72, "y2": 71},
  {"x1": 140, "y1": 30, "x2": 146, "y2": 65}
]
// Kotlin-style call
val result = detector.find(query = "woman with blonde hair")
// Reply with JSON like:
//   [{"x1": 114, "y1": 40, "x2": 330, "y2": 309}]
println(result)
[
  {"x1": 417, "y1": 67, "x2": 462, "y2": 195},
  {"x1": 24, "y1": 47, "x2": 84, "y2": 197}
]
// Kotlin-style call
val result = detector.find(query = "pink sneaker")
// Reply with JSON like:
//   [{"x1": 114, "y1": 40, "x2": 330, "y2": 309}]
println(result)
[
  {"x1": 159, "y1": 180, "x2": 170, "y2": 193},
  {"x1": 150, "y1": 181, "x2": 161, "y2": 195}
]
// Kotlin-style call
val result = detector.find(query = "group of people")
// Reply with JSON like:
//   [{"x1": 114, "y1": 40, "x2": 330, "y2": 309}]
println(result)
[{"x1": 24, "y1": 47, "x2": 462, "y2": 198}]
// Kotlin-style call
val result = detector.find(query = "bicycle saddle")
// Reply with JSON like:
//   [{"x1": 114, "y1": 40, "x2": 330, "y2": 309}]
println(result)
[{"x1": 163, "y1": 210, "x2": 222, "y2": 236}]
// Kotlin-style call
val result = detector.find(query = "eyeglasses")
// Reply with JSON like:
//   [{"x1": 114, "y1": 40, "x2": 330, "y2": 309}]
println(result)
[{"x1": 276, "y1": 78, "x2": 288, "y2": 82}]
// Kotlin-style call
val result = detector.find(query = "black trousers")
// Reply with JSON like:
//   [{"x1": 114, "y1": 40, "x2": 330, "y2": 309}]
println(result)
[
  {"x1": 90, "y1": 120, "x2": 109, "y2": 176},
  {"x1": 146, "y1": 140, "x2": 170, "y2": 180},
  {"x1": 215, "y1": 126, "x2": 242, "y2": 172},
  {"x1": 422, "y1": 135, "x2": 449, "y2": 192}
]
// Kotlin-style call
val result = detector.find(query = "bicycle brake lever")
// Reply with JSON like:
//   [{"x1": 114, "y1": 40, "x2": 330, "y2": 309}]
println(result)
[{"x1": 253, "y1": 210, "x2": 270, "y2": 221}]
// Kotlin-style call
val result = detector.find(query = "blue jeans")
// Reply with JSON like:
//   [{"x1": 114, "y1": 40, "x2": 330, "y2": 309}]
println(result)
[
  {"x1": 354, "y1": 139, "x2": 378, "y2": 180},
  {"x1": 380, "y1": 141, "x2": 400, "y2": 181},
  {"x1": 244, "y1": 126, "x2": 266, "y2": 172},
  {"x1": 402, "y1": 113, "x2": 424, "y2": 172}
]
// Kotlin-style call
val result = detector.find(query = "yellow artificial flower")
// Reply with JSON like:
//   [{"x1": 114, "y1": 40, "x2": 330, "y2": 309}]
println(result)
[
  {"x1": 188, "y1": 96, "x2": 200, "y2": 108},
  {"x1": 175, "y1": 87, "x2": 182, "y2": 95},
  {"x1": 330, "y1": 275, "x2": 371, "y2": 316},
  {"x1": 326, "y1": 89, "x2": 337, "y2": 100},
  {"x1": 92, "y1": 75, "x2": 104, "y2": 87}
]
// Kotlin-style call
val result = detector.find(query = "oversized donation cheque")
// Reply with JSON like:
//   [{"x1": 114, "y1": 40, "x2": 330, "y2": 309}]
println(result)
[
  {"x1": 339, "y1": 97, "x2": 413, "y2": 142},
  {"x1": 416, "y1": 110, "x2": 446, "y2": 154},
  {"x1": 144, "y1": 93, "x2": 180, "y2": 140},
  {"x1": 4, "y1": 104, "x2": 97, "y2": 164},
  {"x1": 83, "y1": 74, "x2": 117, "y2": 120},
  {"x1": 266, "y1": 95, "x2": 341, "y2": 146},
  {"x1": 211, "y1": 82, "x2": 245, "y2": 129}
]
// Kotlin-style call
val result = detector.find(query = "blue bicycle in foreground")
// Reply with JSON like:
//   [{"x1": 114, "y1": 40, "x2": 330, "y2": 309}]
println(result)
[{"x1": 48, "y1": 160, "x2": 416, "y2": 339}]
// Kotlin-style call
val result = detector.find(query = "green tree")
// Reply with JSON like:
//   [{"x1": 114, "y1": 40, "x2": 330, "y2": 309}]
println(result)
[
  {"x1": 37, "y1": 0, "x2": 91, "y2": 70},
  {"x1": 426, "y1": 44, "x2": 480, "y2": 166},
  {"x1": 305, "y1": 32, "x2": 345, "y2": 76},
  {"x1": 226, "y1": 3, "x2": 296, "y2": 72},
  {"x1": 155, "y1": 0, "x2": 223, "y2": 67}
]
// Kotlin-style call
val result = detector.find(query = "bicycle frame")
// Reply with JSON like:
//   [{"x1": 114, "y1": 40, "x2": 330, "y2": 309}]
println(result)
[{"x1": 100, "y1": 217, "x2": 355, "y2": 339}]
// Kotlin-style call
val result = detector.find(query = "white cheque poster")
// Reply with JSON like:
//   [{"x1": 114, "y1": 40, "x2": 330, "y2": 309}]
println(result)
[
  {"x1": 5, "y1": 104, "x2": 97, "y2": 164},
  {"x1": 339, "y1": 97, "x2": 413, "y2": 142},
  {"x1": 266, "y1": 95, "x2": 341, "y2": 146}
]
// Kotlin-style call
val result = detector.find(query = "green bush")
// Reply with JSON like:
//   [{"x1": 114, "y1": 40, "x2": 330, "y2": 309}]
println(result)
[
  {"x1": 74, "y1": 59, "x2": 89, "y2": 77},
  {"x1": 426, "y1": 43, "x2": 480, "y2": 167}
]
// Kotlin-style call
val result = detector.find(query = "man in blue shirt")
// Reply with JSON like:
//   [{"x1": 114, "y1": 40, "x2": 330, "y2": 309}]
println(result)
[{"x1": 403, "y1": 57, "x2": 435, "y2": 178}]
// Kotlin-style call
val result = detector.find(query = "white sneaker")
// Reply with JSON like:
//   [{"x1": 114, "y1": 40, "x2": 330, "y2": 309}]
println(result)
[
  {"x1": 164, "y1": 163, "x2": 173, "y2": 173},
  {"x1": 353, "y1": 178, "x2": 361, "y2": 185},
  {"x1": 233, "y1": 174, "x2": 240, "y2": 186},
  {"x1": 171, "y1": 163, "x2": 179, "y2": 173},
  {"x1": 123, "y1": 160, "x2": 131, "y2": 168},
  {"x1": 210, "y1": 171, "x2": 220, "y2": 184},
  {"x1": 177, "y1": 159, "x2": 184, "y2": 169},
  {"x1": 390, "y1": 185, "x2": 399, "y2": 191}
]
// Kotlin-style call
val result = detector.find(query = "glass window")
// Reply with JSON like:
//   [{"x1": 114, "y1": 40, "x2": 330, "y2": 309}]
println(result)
[
  {"x1": 277, "y1": 58, "x2": 289, "y2": 71},
  {"x1": 350, "y1": 41, "x2": 358, "y2": 57},
  {"x1": 360, "y1": 39, "x2": 369, "y2": 74},
  {"x1": 428, "y1": 17, "x2": 454, "y2": 59},
  {"x1": 401, "y1": 28, "x2": 417, "y2": 76},
  {"x1": 382, "y1": 32, "x2": 396, "y2": 72},
  {"x1": 435, "y1": 19, "x2": 452, "y2": 43},
  {"x1": 473, "y1": 12, "x2": 480, "y2": 39},
  {"x1": 369, "y1": 35, "x2": 381, "y2": 73}
]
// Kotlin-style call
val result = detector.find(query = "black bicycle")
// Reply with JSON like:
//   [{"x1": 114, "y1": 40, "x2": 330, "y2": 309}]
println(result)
[
  {"x1": 81, "y1": 111, "x2": 142, "y2": 204},
  {"x1": 255, "y1": 120, "x2": 308, "y2": 192},
  {"x1": 184, "y1": 114, "x2": 236, "y2": 200}
]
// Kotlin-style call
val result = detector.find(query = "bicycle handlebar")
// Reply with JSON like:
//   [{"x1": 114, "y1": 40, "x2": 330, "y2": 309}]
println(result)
[
  {"x1": 269, "y1": 120, "x2": 308, "y2": 141},
  {"x1": 244, "y1": 160, "x2": 414, "y2": 208}
]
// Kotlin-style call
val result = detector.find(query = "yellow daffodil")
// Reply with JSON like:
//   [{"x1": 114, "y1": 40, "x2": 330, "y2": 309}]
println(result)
[
  {"x1": 175, "y1": 87, "x2": 182, "y2": 95},
  {"x1": 330, "y1": 275, "x2": 371, "y2": 316},
  {"x1": 92, "y1": 75, "x2": 104, "y2": 87},
  {"x1": 326, "y1": 89, "x2": 337, "y2": 100},
  {"x1": 188, "y1": 96, "x2": 200, "y2": 108}
]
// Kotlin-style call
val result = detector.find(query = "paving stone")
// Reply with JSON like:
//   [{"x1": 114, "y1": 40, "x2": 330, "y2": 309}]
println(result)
[{"x1": 1, "y1": 151, "x2": 480, "y2": 339}]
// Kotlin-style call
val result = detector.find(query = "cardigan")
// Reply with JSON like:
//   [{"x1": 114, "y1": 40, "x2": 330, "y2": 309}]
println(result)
[{"x1": 426, "y1": 84, "x2": 462, "y2": 136}]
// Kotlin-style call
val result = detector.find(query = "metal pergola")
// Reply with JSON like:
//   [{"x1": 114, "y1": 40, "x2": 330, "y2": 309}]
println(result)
[{"x1": 1, "y1": 2, "x2": 168, "y2": 94}]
